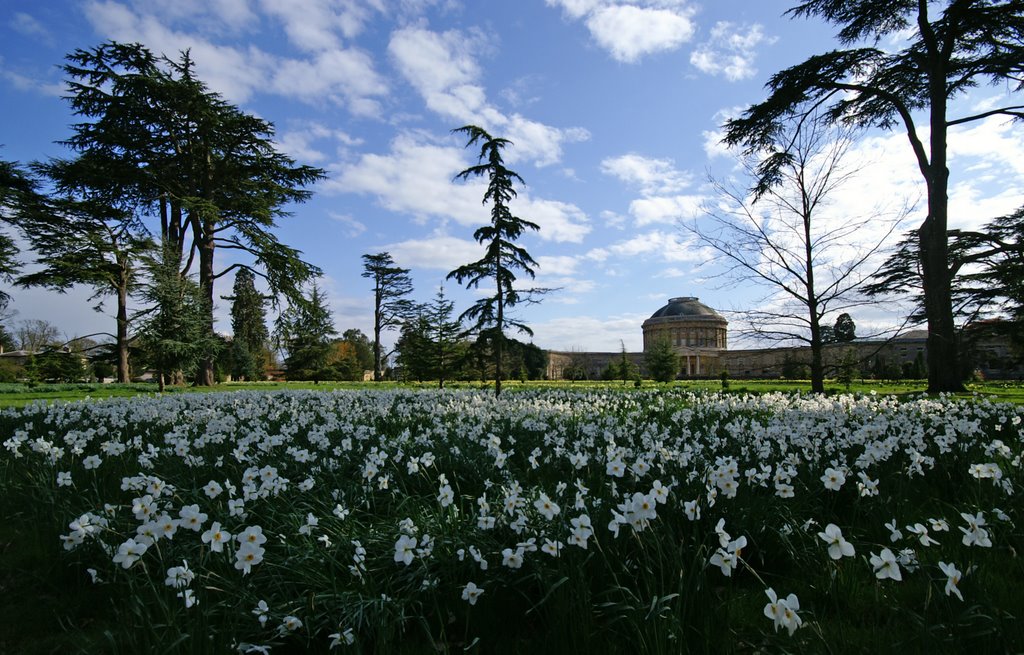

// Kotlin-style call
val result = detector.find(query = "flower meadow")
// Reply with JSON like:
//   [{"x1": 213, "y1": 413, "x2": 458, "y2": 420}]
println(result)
[{"x1": 2, "y1": 388, "x2": 1024, "y2": 653}]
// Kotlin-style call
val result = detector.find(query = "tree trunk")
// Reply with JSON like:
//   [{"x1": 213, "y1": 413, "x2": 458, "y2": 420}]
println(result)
[
  {"x1": 195, "y1": 216, "x2": 216, "y2": 387},
  {"x1": 921, "y1": 73, "x2": 964, "y2": 393},
  {"x1": 373, "y1": 286, "x2": 383, "y2": 381},
  {"x1": 803, "y1": 188, "x2": 825, "y2": 394},
  {"x1": 495, "y1": 270, "x2": 503, "y2": 398},
  {"x1": 116, "y1": 277, "x2": 130, "y2": 383}
]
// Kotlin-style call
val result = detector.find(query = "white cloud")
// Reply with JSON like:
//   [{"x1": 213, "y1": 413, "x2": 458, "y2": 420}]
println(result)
[
  {"x1": 269, "y1": 48, "x2": 388, "y2": 113},
  {"x1": 385, "y1": 235, "x2": 484, "y2": 271},
  {"x1": 388, "y1": 26, "x2": 589, "y2": 167},
  {"x1": 689, "y1": 22, "x2": 772, "y2": 81},
  {"x1": 329, "y1": 132, "x2": 591, "y2": 242},
  {"x1": 546, "y1": 0, "x2": 697, "y2": 63},
  {"x1": 83, "y1": 0, "x2": 388, "y2": 114},
  {"x1": 328, "y1": 212, "x2": 367, "y2": 238},
  {"x1": 258, "y1": 0, "x2": 384, "y2": 52},
  {"x1": 536, "y1": 255, "x2": 580, "y2": 276},
  {"x1": 10, "y1": 12, "x2": 53, "y2": 43},
  {"x1": 601, "y1": 153, "x2": 692, "y2": 196},
  {"x1": 0, "y1": 60, "x2": 65, "y2": 97},
  {"x1": 629, "y1": 194, "x2": 704, "y2": 225},
  {"x1": 586, "y1": 5, "x2": 696, "y2": 63},
  {"x1": 606, "y1": 230, "x2": 703, "y2": 262},
  {"x1": 275, "y1": 122, "x2": 363, "y2": 163},
  {"x1": 702, "y1": 105, "x2": 745, "y2": 158},
  {"x1": 530, "y1": 313, "x2": 649, "y2": 351}
]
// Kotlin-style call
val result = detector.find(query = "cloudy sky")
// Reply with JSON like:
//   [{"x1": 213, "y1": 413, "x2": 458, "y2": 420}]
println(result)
[{"x1": 2, "y1": 0, "x2": 1023, "y2": 352}]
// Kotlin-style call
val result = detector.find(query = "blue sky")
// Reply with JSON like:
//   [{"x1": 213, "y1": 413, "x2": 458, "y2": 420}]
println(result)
[{"x1": 2, "y1": 0, "x2": 1023, "y2": 353}]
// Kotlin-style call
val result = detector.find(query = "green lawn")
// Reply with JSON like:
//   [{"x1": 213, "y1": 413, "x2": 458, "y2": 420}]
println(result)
[{"x1": 1, "y1": 378, "x2": 1022, "y2": 407}]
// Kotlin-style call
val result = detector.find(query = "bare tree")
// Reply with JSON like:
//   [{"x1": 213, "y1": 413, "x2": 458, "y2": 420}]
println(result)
[
  {"x1": 684, "y1": 114, "x2": 905, "y2": 392},
  {"x1": 16, "y1": 319, "x2": 61, "y2": 353}
]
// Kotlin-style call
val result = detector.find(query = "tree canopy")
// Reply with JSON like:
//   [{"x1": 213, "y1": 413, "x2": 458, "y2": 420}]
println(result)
[
  {"x1": 446, "y1": 125, "x2": 548, "y2": 397},
  {"x1": 361, "y1": 252, "x2": 413, "y2": 381},
  {"x1": 56, "y1": 41, "x2": 325, "y2": 385},
  {"x1": 723, "y1": 0, "x2": 1024, "y2": 392}
]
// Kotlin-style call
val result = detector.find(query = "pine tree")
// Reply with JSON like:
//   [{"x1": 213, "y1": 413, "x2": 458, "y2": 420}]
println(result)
[
  {"x1": 226, "y1": 268, "x2": 269, "y2": 381},
  {"x1": 275, "y1": 282, "x2": 337, "y2": 381},
  {"x1": 137, "y1": 243, "x2": 219, "y2": 391},
  {"x1": 446, "y1": 125, "x2": 548, "y2": 397},
  {"x1": 58, "y1": 42, "x2": 325, "y2": 386},
  {"x1": 644, "y1": 338, "x2": 680, "y2": 383},
  {"x1": 361, "y1": 252, "x2": 414, "y2": 381},
  {"x1": 833, "y1": 313, "x2": 856, "y2": 342}
]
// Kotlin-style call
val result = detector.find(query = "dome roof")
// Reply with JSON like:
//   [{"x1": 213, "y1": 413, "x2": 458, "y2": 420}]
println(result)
[{"x1": 646, "y1": 297, "x2": 725, "y2": 321}]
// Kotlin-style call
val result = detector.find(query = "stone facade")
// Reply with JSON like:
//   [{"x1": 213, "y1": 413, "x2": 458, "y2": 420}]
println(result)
[
  {"x1": 641, "y1": 297, "x2": 728, "y2": 376},
  {"x1": 545, "y1": 297, "x2": 1022, "y2": 381}
]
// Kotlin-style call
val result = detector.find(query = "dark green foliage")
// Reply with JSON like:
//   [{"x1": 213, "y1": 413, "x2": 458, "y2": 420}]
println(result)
[
  {"x1": 395, "y1": 291, "x2": 472, "y2": 386},
  {"x1": 0, "y1": 156, "x2": 43, "y2": 308},
  {"x1": 446, "y1": 125, "x2": 548, "y2": 397},
  {"x1": 362, "y1": 252, "x2": 414, "y2": 381},
  {"x1": 725, "y1": 1, "x2": 1024, "y2": 392},
  {"x1": 833, "y1": 313, "x2": 856, "y2": 342},
  {"x1": 275, "y1": 282, "x2": 337, "y2": 381},
  {"x1": 781, "y1": 354, "x2": 810, "y2": 380},
  {"x1": 24, "y1": 350, "x2": 88, "y2": 383},
  {"x1": 57, "y1": 41, "x2": 325, "y2": 386},
  {"x1": 136, "y1": 244, "x2": 220, "y2": 390},
  {"x1": 226, "y1": 268, "x2": 270, "y2": 381},
  {"x1": 644, "y1": 338, "x2": 679, "y2": 383},
  {"x1": 835, "y1": 348, "x2": 860, "y2": 389}
]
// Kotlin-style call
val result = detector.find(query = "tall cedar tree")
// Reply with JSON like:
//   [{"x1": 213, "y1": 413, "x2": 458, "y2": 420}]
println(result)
[
  {"x1": 59, "y1": 42, "x2": 324, "y2": 386},
  {"x1": 226, "y1": 268, "x2": 270, "y2": 380},
  {"x1": 688, "y1": 113, "x2": 898, "y2": 393},
  {"x1": 446, "y1": 126, "x2": 545, "y2": 397},
  {"x1": 19, "y1": 156, "x2": 151, "y2": 382},
  {"x1": 722, "y1": 0, "x2": 1024, "y2": 393},
  {"x1": 361, "y1": 252, "x2": 413, "y2": 381}
]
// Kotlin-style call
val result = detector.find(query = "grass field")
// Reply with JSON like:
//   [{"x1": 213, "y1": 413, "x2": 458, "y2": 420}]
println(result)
[
  {"x1": 2, "y1": 384, "x2": 1023, "y2": 653},
  {"x1": 1, "y1": 377, "x2": 1023, "y2": 407}
]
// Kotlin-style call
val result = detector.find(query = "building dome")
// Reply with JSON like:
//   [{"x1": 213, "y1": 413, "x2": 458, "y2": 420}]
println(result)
[
  {"x1": 642, "y1": 297, "x2": 728, "y2": 377},
  {"x1": 648, "y1": 296, "x2": 725, "y2": 321}
]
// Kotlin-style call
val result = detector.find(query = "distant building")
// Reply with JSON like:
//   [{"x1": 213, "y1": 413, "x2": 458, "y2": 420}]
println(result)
[
  {"x1": 545, "y1": 296, "x2": 1021, "y2": 380},
  {"x1": 642, "y1": 297, "x2": 728, "y2": 376}
]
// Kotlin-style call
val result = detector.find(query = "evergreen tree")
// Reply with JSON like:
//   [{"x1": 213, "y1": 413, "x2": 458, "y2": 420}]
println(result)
[
  {"x1": 616, "y1": 340, "x2": 638, "y2": 384},
  {"x1": 394, "y1": 288, "x2": 467, "y2": 387},
  {"x1": 723, "y1": 1, "x2": 1024, "y2": 392},
  {"x1": 426, "y1": 287, "x2": 467, "y2": 388},
  {"x1": 275, "y1": 282, "x2": 337, "y2": 381},
  {"x1": 59, "y1": 42, "x2": 325, "y2": 386},
  {"x1": 226, "y1": 268, "x2": 269, "y2": 381},
  {"x1": 833, "y1": 313, "x2": 856, "y2": 342},
  {"x1": 18, "y1": 180, "x2": 150, "y2": 383},
  {"x1": 446, "y1": 125, "x2": 549, "y2": 397},
  {"x1": 137, "y1": 243, "x2": 219, "y2": 391},
  {"x1": 0, "y1": 156, "x2": 39, "y2": 308},
  {"x1": 395, "y1": 312, "x2": 434, "y2": 382},
  {"x1": 644, "y1": 338, "x2": 680, "y2": 383},
  {"x1": 361, "y1": 252, "x2": 414, "y2": 381}
]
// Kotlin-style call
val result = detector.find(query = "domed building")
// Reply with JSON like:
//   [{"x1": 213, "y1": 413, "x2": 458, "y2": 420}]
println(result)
[{"x1": 642, "y1": 297, "x2": 728, "y2": 376}]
